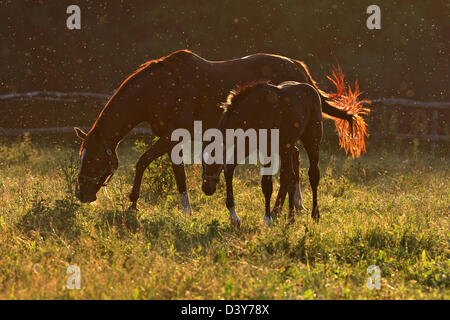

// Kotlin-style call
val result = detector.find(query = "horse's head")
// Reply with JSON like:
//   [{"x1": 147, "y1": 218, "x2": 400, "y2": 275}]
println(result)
[
  {"x1": 202, "y1": 82, "x2": 278, "y2": 196},
  {"x1": 201, "y1": 149, "x2": 224, "y2": 196},
  {"x1": 74, "y1": 127, "x2": 118, "y2": 203}
]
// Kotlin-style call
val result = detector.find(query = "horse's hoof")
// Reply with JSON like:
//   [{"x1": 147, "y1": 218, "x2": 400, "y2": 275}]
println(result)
[
  {"x1": 263, "y1": 215, "x2": 273, "y2": 227},
  {"x1": 311, "y1": 208, "x2": 320, "y2": 222},
  {"x1": 270, "y1": 208, "x2": 281, "y2": 220},
  {"x1": 230, "y1": 216, "x2": 241, "y2": 228},
  {"x1": 229, "y1": 207, "x2": 241, "y2": 228},
  {"x1": 180, "y1": 192, "x2": 192, "y2": 216},
  {"x1": 295, "y1": 204, "x2": 308, "y2": 215},
  {"x1": 128, "y1": 204, "x2": 139, "y2": 212},
  {"x1": 182, "y1": 205, "x2": 192, "y2": 216}
]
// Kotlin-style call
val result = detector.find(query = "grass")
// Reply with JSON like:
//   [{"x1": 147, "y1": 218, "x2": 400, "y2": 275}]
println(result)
[{"x1": 0, "y1": 134, "x2": 448, "y2": 299}]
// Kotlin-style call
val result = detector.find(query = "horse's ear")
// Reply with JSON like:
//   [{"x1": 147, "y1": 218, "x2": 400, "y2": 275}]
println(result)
[{"x1": 74, "y1": 127, "x2": 87, "y2": 140}]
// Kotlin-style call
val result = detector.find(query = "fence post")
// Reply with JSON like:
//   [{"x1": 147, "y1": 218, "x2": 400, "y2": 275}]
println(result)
[{"x1": 430, "y1": 109, "x2": 438, "y2": 153}]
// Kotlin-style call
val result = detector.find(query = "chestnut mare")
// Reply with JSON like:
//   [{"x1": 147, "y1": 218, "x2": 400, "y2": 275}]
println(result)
[{"x1": 74, "y1": 50, "x2": 369, "y2": 214}]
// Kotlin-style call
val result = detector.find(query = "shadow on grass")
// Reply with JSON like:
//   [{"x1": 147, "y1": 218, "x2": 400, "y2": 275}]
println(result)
[
  {"x1": 99, "y1": 209, "x2": 142, "y2": 234},
  {"x1": 94, "y1": 207, "x2": 232, "y2": 254},
  {"x1": 17, "y1": 197, "x2": 82, "y2": 240},
  {"x1": 144, "y1": 216, "x2": 228, "y2": 253},
  {"x1": 93, "y1": 206, "x2": 226, "y2": 250}
]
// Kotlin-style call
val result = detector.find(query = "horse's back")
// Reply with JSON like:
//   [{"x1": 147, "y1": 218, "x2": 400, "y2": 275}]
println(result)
[
  {"x1": 212, "y1": 53, "x2": 310, "y2": 84},
  {"x1": 138, "y1": 50, "x2": 311, "y2": 94},
  {"x1": 277, "y1": 82, "x2": 322, "y2": 124},
  {"x1": 279, "y1": 81, "x2": 319, "y2": 99},
  {"x1": 137, "y1": 50, "x2": 311, "y2": 87}
]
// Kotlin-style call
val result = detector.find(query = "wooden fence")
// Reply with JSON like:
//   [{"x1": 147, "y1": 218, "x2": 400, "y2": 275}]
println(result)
[
  {"x1": 0, "y1": 92, "x2": 449, "y2": 150},
  {"x1": 369, "y1": 98, "x2": 450, "y2": 151}
]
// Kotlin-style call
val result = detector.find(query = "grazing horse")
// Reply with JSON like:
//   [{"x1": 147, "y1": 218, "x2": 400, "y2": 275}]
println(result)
[
  {"x1": 74, "y1": 50, "x2": 369, "y2": 213},
  {"x1": 201, "y1": 81, "x2": 330, "y2": 225}
]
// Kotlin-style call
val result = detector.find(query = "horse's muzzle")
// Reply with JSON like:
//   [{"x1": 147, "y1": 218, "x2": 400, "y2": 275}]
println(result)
[
  {"x1": 75, "y1": 184, "x2": 97, "y2": 203},
  {"x1": 78, "y1": 192, "x2": 97, "y2": 203},
  {"x1": 202, "y1": 181, "x2": 217, "y2": 196}
]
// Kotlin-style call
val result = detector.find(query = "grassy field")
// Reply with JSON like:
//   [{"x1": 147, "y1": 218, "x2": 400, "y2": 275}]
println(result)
[{"x1": 0, "y1": 134, "x2": 448, "y2": 299}]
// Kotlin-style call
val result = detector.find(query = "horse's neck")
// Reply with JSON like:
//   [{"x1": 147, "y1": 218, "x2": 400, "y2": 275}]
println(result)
[{"x1": 93, "y1": 98, "x2": 143, "y2": 149}]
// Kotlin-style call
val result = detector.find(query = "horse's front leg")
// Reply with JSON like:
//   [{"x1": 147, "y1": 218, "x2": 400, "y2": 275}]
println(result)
[
  {"x1": 171, "y1": 161, "x2": 192, "y2": 215},
  {"x1": 271, "y1": 154, "x2": 289, "y2": 218},
  {"x1": 224, "y1": 164, "x2": 240, "y2": 227},
  {"x1": 287, "y1": 173, "x2": 297, "y2": 224},
  {"x1": 272, "y1": 185, "x2": 287, "y2": 219},
  {"x1": 261, "y1": 174, "x2": 273, "y2": 226},
  {"x1": 272, "y1": 150, "x2": 296, "y2": 222},
  {"x1": 287, "y1": 149, "x2": 300, "y2": 223},
  {"x1": 129, "y1": 137, "x2": 171, "y2": 210}
]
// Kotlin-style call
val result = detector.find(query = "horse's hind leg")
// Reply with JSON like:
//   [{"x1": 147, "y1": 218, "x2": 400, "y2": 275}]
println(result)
[
  {"x1": 171, "y1": 161, "x2": 192, "y2": 215},
  {"x1": 302, "y1": 138, "x2": 321, "y2": 222},
  {"x1": 272, "y1": 158, "x2": 289, "y2": 218},
  {"x1": 287, "y1": 177, "x2": 297, "y2": 223},
  {"x1": 261, "y1": 174, "x2": 273, "y2": 226},
  {"x1": 129, "y1": 137, "x2": 171, "y2": 210},
  {"x1": 271, "y1": 151, "x2": 294, "y2": 221},
  {"x1": 292, "y1": 147, "x2": 307, "y2": 213},
  {"x1": 285, "y1": 151, "x2": 298, "y2": 223},
  {"x1": 272, "y1": 174, "x2": 287, "y2": 219}
]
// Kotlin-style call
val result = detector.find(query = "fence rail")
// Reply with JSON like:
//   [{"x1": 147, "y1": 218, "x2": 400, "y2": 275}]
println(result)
[
  {"x1": 0, "y1": 92, "x2": 448, "y2": 148},
  {"x1": 0, "y1": 126, "x2": 151, "y2": 136},
  {"x1": 371, "y1": 98, "x2": 450, "y2": 110},
  {"x1": 369, "y1": 98, "x2": 449, "y2": 151},
  {"x1": 0, "y1": 91, "x2": 111, "y2": 103}
]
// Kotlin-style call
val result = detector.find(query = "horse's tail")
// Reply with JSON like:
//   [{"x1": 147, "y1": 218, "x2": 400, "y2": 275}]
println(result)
[{"x1": 293, "y1": 60, "x2": 371, "y2": 158}]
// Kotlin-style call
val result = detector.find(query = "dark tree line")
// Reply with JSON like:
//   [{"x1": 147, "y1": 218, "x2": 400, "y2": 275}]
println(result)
[{"x1": 1, "y1": 0, "x2": 448, "y2": 102}]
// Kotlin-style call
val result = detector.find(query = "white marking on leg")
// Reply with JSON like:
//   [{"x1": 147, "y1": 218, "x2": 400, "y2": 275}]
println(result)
[
  {"x1": 264, "y1": 215, "x2": 273, "y2": 227},
  {"x1": 180, "y1": 191, "x2": 192, "y2": 215},
  {"x1": 229, "y1": 207, "x2": 241, "y2": 227},
  {"x1": 103, "y1": 186, "x2": 111, "y2": 200},
  {"x1": 294, "y1": 182, "x2": 307, "y2": 212}
]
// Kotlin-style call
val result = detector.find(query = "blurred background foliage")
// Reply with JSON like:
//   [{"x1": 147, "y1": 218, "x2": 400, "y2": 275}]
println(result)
[
  {"x1": 0, "y1": 0, "x2": 448, "y2": 151},
  {"x1": 1, "y1": 0, "x2": 448, "y2": 100}
]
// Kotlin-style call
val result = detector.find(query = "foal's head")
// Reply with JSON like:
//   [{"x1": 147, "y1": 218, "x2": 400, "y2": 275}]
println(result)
[
  {"x1": 201, "y1": 146, "x2": 223, "y2": 196},
  {"x1": 201, "y1": 81, "x2": 279, "y2": 196},
  {"x1": 74, "y1": 127, "x2": 118, "y2": 203}
]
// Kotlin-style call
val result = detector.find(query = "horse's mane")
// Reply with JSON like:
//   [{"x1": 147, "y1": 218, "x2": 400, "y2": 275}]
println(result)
[
  {"x1": 117, "y1": 49, "x2": 193, "y2": 93},
  {"x1": 83, "y1": 50, "x2": 194, "y2": 146},
  {"x1": 220, "y1": 80, "x2": 270, "y2": 113}
]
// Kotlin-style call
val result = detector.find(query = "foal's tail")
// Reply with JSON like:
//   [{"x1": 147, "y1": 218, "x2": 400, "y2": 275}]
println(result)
[{"x1": 293, "y1": 61, "x2": 371, "y2": 158}]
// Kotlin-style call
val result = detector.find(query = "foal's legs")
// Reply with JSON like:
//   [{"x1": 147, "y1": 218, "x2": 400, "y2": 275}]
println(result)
[
  {"x1": 129, "y1": 137, "x2": 172, "y2": 210},
  {"x1": 261, "y1": 174, "x2": 273, "y2": 226},
  {"x1": 302, "y1": 139, "x2": 321, "y2": 222},
  {"x1": 271, "y1": 150, "x2": 297, "y2": 222},
  {"x1": 282, "y1": 150, "x2": 298, "y2": 223},
  {"x1": 224, "y1": 164, "x2": 240, "y2": 227},
  {"x1": 271, "y1": 150, "x2": 290, "y2": 218},
  {"x1": 272, "y1": 148, "x2": 306, "y2": 218},
  {"x1": 272, "y1": 183, "x2": 287, "y2": 218},
  {"x1": 171, "y1": 162, "x2": 192, "y2": 215},
  {"x1": 292, "y1": 148, "x2": 307, "y2": 212}
]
